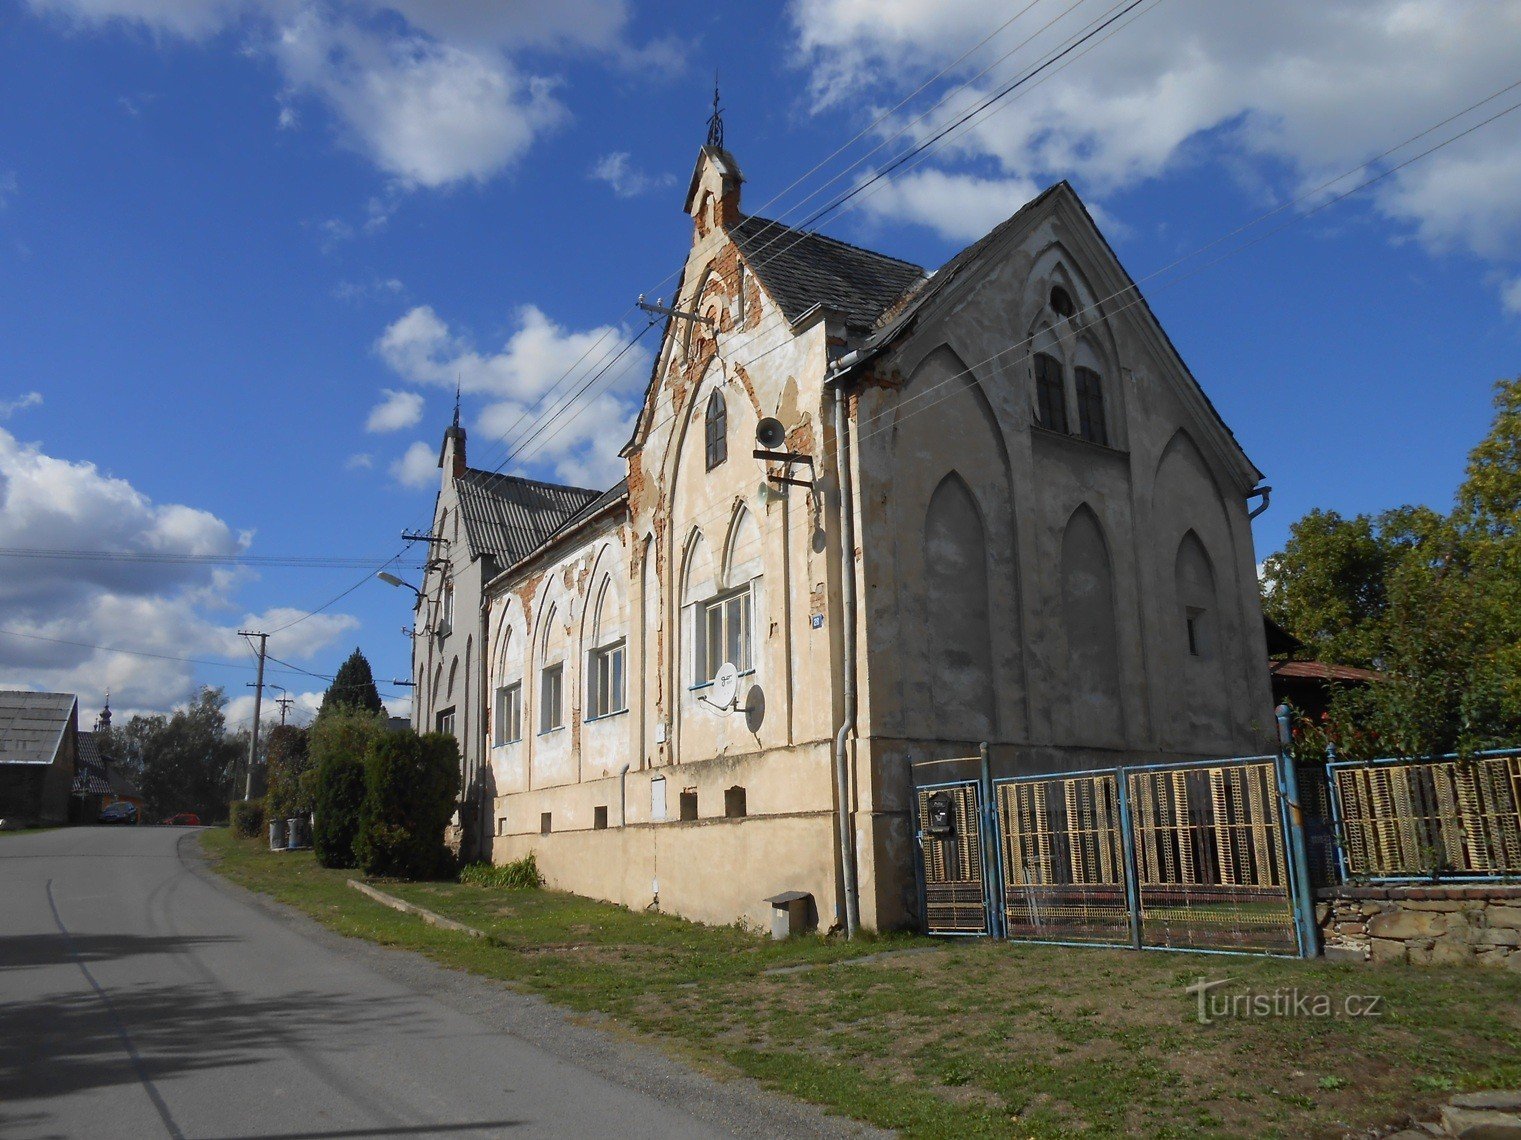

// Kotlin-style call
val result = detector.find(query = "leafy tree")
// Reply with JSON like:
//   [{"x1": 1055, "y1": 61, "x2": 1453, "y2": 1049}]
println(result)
[
  {"x1": 264, "y1": 724, "x2": 312, "y2": 820},
  {"x1": 1271, "y1": 376, "x2": 1521, "y2": 758},
  {"x1": 317, "y1": 648, "x2": 387, "y2": 720},
  {"x1": 309, "y1": 711, "x2": 387, "y2": 868},
  {"x1": 355, "y1": 731, "x2": 459, "y2": 879},
  {"x1": 129, "y1": 687, "x2": 243, "y2": 820}
]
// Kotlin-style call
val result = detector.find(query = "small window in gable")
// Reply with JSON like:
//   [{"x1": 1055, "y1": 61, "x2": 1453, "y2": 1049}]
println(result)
[
  {"x1": 1034, "y1": 353, "x2": 1068, "y2": 434},
  {"x1": 1075, "y1": 366, "x2": 1107, "y2": 446},
  {"x1": 1050, "y1": 284, "x2": 1076, "y2": 320},
  {"x1": 705, "y1": 389, "x2": 728, "y2": 470}
]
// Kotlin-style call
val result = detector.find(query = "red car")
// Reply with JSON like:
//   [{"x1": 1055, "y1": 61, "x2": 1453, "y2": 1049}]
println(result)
[{"x1": 160, "y1": 812, "x2": 202, "y2": 826}]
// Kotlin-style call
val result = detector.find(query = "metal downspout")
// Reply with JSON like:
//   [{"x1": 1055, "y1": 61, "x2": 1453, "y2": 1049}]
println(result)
[{"x1": 832, "y1": 381, "x2": 862, "y2": 939}]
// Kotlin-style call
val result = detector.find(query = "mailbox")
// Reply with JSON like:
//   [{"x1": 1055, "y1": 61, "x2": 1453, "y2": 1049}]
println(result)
[{"x1": 926, "y1": 791, "x2": 955, "y2": 836}]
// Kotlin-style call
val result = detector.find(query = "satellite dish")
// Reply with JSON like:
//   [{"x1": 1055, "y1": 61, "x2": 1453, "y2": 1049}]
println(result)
[
  {"x1": 755, "y1": 417, "x2": 786, "y2": 450},
  {"x1": 710, "y1": 662, "x2": 740, "y2": 711}
]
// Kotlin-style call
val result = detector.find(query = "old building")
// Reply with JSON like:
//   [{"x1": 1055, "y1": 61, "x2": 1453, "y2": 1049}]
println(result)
[
  {"x1": 0, "y1": 690, "x2": 78, "y2": 825},
  {"x1": 456, "y1": 139, "x2": 1273, "y2": 932},
  {"x1": 409, "y1": 403, "x2": 607, "y2": 855}
]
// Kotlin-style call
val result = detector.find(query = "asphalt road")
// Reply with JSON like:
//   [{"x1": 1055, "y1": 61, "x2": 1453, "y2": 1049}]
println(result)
[{"x1": 1, "y1": 826, "x2": 880, "y2": 1140}]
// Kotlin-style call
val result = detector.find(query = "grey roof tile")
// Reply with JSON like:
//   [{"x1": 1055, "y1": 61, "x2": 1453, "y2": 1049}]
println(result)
[
  {"x1": 0, "y1": 690, "x2": 75, "y2": 766},
  {"x1": 454, "y1": 469, "x2": 604, "y2": 565},
  {"x1": 729, "y1": 215, "x2": 926, "y2": 330}
]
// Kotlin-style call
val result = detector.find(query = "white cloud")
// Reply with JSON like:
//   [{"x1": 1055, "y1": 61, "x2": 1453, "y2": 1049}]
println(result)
[
  {"x1": 27, "y1": 0, "x2": 656, "y2": 189},
  {"x1": 855, "y1": 168, "x2": 1039, "y2": 242},
  {"x1": 590, "y1": 151, "x2": 675, "y2": 198},
  {"x1": 791, "y1": 0, "x2": 1521, "y2": 295},
  {"x1": 365, "y1": 388, "x2": 424, "y2": 433},
  {"x1": 0, "y1": 170, "x2": 17, "y2": 209},
  {"x1": 332, "y1": 276, "x2": 404, "y2": 303},
  {"x1": 1503, "y1": 276, "x2": 1521, "y2": 317},
  {"x1": 376, "y1": 304, "x2": 649, "y2": 487},
  {"x1": 0, "y1": 426, "x2": 357, "y2": 717},
  {"x1": 0, "y1": 392, "x2": 42, "y2": 419},
  {"x1": 345, "y1": 452, "x2": 375, "y2": 470},
  {"x1": 390, "y1": 439, "x2": 437, "y2": 489}
]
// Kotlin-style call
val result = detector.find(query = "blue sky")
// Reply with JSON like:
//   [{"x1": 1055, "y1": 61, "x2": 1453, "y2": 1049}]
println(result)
[{"x1": 1, "y1": 0, "x2": 1518, "y2": 726}]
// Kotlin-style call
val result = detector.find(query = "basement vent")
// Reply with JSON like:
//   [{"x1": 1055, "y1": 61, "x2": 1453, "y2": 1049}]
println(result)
[
  {"x1": 594, "y1": 805, "x2": 608, "y2": 830},
  {"x1": 724, "y1": 786, "x2": 747, "y2": 819},
  {"x1": 540, "y1": 812, "x2": 552, "y2": 835}
]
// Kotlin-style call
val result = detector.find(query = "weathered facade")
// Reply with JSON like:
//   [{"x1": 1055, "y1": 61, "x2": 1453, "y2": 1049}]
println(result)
[
  {"x1": 463, "y1": 144, "x2": 1274, "y2": 931},
  {"x1": 409, "y1": 413, "x2": 603, "y2": 855}
]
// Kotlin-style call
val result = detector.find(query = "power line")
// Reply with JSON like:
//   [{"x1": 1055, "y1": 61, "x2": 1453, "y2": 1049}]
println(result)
[
  {"x1": 487, "y1": 0, "x2": 1155, "y2": 480},
  {"x1": 482, "y1": 76, "x2": 1521, "y2": 584},
  {"x1": 458, "y1": 3, "x2": 1101, "y2": 484}
]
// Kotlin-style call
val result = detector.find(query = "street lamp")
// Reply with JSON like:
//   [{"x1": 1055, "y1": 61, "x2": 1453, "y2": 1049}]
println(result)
[{"x1": 376, "y1": 571, "x2": 422, "y2": 598}]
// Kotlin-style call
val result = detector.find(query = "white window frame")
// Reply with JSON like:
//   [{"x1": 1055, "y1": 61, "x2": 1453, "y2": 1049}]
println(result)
[
  {"x1": 539, "y1": 663, "x2": 563, "y2": 733},
  {"x1": 494, "y1": 681, "x2": 522, "y2": 744},
  {"x1": 587, "y1": 640, "x2": 627, "y2": 720},
  {"x1": 436, "y1": 707, "x2": 456, "y2": 737},
  {"x1": 694, "y1": 586, "x2": 752, "y2": 687}
]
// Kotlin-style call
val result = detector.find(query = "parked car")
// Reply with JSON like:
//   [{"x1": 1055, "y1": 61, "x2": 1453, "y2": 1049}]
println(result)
[
  {"x1": 98, "y1": 801, "x2": 138, "y2": 825},
  {"x1": 161, "y1": 812, "x2": 201, "y2": 826}
]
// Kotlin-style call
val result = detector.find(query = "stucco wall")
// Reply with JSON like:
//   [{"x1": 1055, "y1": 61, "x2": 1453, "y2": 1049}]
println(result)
[{"x1": 469, "y1": 155, "x2": 1273, "y2": 934}]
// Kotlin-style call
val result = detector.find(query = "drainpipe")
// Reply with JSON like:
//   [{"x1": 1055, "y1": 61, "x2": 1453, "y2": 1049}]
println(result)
[
  {"x1": 829, "y1": 356, "x2": 863, "y2": 939},
  {"x1": 619, "y1": 762, "x2": 631, "y2": 827},
  {"x1": 1247, "y1": 484, "x2": 1272, "y2": 520}
]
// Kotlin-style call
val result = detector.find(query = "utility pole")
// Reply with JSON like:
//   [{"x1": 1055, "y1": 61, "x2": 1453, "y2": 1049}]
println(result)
[
  {"x1": 240, "y1": 630, "x2": 268, "y2": 800},
  {"x1": 276, "y1": 694, "x2": 293, "y2": 725}
]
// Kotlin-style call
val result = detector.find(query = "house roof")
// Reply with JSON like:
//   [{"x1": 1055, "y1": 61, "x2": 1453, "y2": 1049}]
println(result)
[
  {"x1": 453, "y1": 468, "x2": 604, "y2": 565},
  {"x1": 729, "y1": 214, "x2": 926, "y2": 331},
  {"x1": 0, "y1": 690, "x2": 75, "y2": 766},
  {"x1": 75, "y1": 731, "x2": 141, "y2": 798},
  {"x1": 548, "y1": 478, "x2": 629, "y2": 539},
  {"x1": 1269, "y1": 660, "x2": 1384, "y2": 684}
]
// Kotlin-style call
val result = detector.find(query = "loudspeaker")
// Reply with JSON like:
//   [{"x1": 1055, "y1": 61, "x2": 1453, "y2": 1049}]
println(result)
[{"x1": 755, "y1": 417, "x2": 786, "y2": 449}]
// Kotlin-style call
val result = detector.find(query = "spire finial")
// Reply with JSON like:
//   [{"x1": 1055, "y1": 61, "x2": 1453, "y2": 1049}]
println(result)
[
  {"x1": 452, "y1": 376, "x2": 461, "y2": 430},
  {"x1": 705, "y1": 72, "x2": 724, "y2": 150}
]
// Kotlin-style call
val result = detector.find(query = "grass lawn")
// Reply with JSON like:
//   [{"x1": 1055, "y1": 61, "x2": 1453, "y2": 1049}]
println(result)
[{"x1": 201, "y1": 829, "x2": 1521, "y2": 1138}]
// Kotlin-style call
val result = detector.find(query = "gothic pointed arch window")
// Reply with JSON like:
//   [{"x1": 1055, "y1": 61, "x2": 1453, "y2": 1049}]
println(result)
[
  {"x1": 705, "y1": 389, "x2": 728, "y2": 470},
  {"x1": 1034, "y1": 352, "x2": 1067, "y2": 434}
]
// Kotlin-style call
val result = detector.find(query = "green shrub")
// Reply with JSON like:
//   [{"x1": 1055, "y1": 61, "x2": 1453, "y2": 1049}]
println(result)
[
  {"x1": 459, "y1": 853, "x2": 542, "y2": 890},
  {"x1": 354, "y1": 730, "x2": 459, "y2": 880},
  {"x1": 229, "y1": 798, "x2": 265, "y2": 839},
  {"x1": 264, "y1": 724, "x2": 312, "y2": 821},
  {"x1": 309, "y1": 711, "x2": 387, "y2": 869}
]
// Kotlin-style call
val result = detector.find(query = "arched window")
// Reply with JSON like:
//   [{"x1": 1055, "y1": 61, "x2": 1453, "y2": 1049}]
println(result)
[
  {"x1": 1034, "y1": 353, "x2": 1067, "y2": 433},
  {"x1": 705, "y1": 389, "x2": 728, "y2": 470},
  {"x1": 1075, "y1": 366, "x2": 1107, "y2": 446}
]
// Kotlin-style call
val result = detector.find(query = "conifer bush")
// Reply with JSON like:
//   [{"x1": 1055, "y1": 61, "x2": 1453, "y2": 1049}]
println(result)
[
  {"x1": 229, "y1": 798, "x2": 265, "y2": 839},
  {"x1": 309, "y1": 711, "x2": 387, "y2": 868},
  {"x1": 355, "y1": 730, "x2": 459, "y2": 880}
]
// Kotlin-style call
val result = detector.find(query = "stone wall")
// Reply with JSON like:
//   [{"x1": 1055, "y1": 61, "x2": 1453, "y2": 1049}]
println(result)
[{"x1": 1319, "y1": 884, "x2": 1521, "y2": 968}]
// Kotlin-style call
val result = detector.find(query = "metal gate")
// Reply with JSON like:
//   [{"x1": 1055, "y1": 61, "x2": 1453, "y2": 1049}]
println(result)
[
  {"x1": 913, "y1": 751, "x2": 1312, "y2": 956},
  {"x1": 913, "y1": 779, "x2": 992, "y2": 935}
]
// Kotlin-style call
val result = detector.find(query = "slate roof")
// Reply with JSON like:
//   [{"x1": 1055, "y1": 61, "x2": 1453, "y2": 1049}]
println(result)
[
  {"x1": 0, "y1": 690, "x2": 75, "y2": 766},
  {"x1": 548, "y1": 479, "x2": 629, "y2": 539},
  {"x1": 453, "y1": 469, "x2": 604, "y2": 565},
  {"x1": 729, "y1": 215, "x2": 926, "y2": 331}
]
